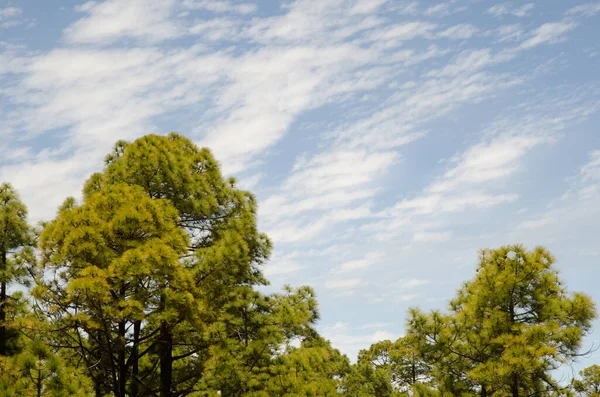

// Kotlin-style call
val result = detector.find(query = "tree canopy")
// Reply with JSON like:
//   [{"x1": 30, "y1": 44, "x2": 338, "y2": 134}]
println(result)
[{"x1": 0, "y1": 134, "x2": 597, "y2": 397}]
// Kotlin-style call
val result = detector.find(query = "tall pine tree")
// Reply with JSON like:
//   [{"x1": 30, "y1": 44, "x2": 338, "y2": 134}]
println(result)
[{"x1": 34, "y1": 134, "x2": 328, "y2": 397}]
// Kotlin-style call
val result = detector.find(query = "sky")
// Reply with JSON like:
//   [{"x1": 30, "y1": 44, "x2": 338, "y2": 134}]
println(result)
[{"x1": 1, "y1": 0, "x2": 600, "y2": 374}]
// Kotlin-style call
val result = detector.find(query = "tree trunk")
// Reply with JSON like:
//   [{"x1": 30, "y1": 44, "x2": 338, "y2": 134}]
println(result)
[
  {"x1": 118, "y1": 321, "x2": 127, "y2": 397},
  {"x1": 0, "y1": 249, "x2": 7, "y2": 356},
  {"x1": 131, "y1": 320, "x2": 141, "y2": 397},
  {"x1": 411, "y1": 360, "x2": 416, "y2": 384},
  {"x1": 511, "y1": 373, "x2": 519, "y2": 397},
  {"x1": 159, "y1": 319, "x2": 173, "y2": 397},
  {"x1": 37, "y1": 367, "x2": 42, "y2": 397}
]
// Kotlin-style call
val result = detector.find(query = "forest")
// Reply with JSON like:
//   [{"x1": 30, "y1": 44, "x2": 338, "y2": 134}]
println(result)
[{"x1": 0, "y1": 133, "x2": 598, "y2": 397}]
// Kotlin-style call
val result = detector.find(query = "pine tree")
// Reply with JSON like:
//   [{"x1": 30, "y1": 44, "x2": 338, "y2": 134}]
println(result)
[
  {"x1": 196, "y1": 285, "x2": 341, "y2": 395},
  {"x1": 573, "y1": 365, "x2": 600, "y2": 397},
  {"x1": 34, "y1": 184, "x2": 190, "y2": 397},
  {"x1": 250, "y1": 335, "x2": 350, "y2": 396},
  {"x1": 0, "y1": 340, "x2": 93, "y2": 396},
  {"x1": 0, "y1": 183, "x2": 32, "y2": 357},
  {"x1": 407, "y1": 245, "x2": 597, "y2": 397},
  {"x1": 342, "y1": 337, "x2": 428, "y2": 397},
  {"x1": 32, "y1": 134, "x2": 278, "y2": 396}
]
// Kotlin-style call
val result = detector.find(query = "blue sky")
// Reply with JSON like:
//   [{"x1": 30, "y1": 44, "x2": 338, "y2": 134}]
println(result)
[{"x1": 1, "y1": 0, "x2": 600, "y2": 372}]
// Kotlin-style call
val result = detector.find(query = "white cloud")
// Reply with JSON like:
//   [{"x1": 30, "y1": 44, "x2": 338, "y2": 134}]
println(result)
[
  {"x1": 580, "y1": 150, "x2": 600, "y2": 183},
  {"x1": 350, "y1": 0, "x2": 387, "y2": 15},
  {"x1": 360, "y1": 322, "x2": 390, "y2": 329},
  {"x1": 487, "y1": 3, "x2": 534, "y2": 18},
  {"x1": 424, "y1": 3, "x2": 450, "y2": 17},
  {"x1": 65, "y1": 0, "x2": 182, "y2": 44},
  {"x1": 568, "y1": 150, "x2": 600, "y2": 200},
  {"x1": 321, "y1": 322, "x2": 400, "y2": 361},
  {"x1": 199, "y1": 43, "x2": 382, "y2": 173},
  {"x1": 517, "y1": 217, "x2": 557, "y2": 230},
  {"x1": 437, "y1": 24, "x2": 479, "y2": 40},
  {"x1": 182, "y1": 0, "x2": 256, "y2": 14},
  {"x1": 392, "y1": 192, "x2": 518, "y2": 216},
  {"x1": 394, "y1": 278, "x2": 431, "y2": 289},
  {"x1": 426, "y1": 49, "x2": 496, "y2": 77},
  {"x1": 364, "y1": 90, "x2": 600, "y2": 243},
  {"x1": 324, "y1": 278, "x2": 368, "y2": 291},
  {"x1": 0, "y1": 6, "x2": 23, "y2": 28},
  {"x1": 428, "y1": 135, "x2": 547, "y2": 193},
  {"x1": 0, "y1": 7, "x2": 21, "y2": 19},
  {"x1": 412, "y1": 231, "x2": 452, "y2": 242},
  {"x1": 389, "y1": 1, "x2": 419, "y2": 15},
  {"x1": 395, "y1": 293, "x2": 419, "y2": 302},
  {"x1": 494, "y1": 24, "x2": 524, "y2": 42},
  {"x1": 566, "y1": 2, "x2": 600, "y2": 17},
  {"x1": 368, "y1": 21, "x2": 437, "y2": 42},
  {"x1": 336, "y1": 251, "x2": 384, "y2": 272},
  {"x1": 263, "y1": 254, "x2": 305, "y2": 277},
  {"x1": 519, "y1": 21, "x2": 577, "y2": 49},
  {"x1": 188, "y1": 18, "x2": 242, "y2": 40}
]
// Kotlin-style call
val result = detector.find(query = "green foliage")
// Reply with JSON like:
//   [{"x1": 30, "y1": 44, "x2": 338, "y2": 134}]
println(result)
[
  {"x1": 0, "y1": 182, "x2": 33, "y2": 357},
  {"x1": 343, "y1": 337, "x2": 429, "y2": 397},
  {"x1": 406, "y1": 245, "x2": 597, "y2": 397},
  {"x1": 244, "y1": 336, "x2": 350, "y2": 397},
  {"x1": 194, "y1": 285, "x2": 342, "y2": 395},
  {"x1": 31, "y1": 134, "x2": 328, "y2": 397},
  {"x1": 34, "y1": 183, "x2": 191, "y2": 396},
  {"x1": 0, "y1": 341, "x2": 93, "y2": 396},
  {"x1": 573, "y1": 365, "x2": 600, "y2": 396}
]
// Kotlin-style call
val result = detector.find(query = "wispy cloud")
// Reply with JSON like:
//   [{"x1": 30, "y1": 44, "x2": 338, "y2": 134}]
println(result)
[
  {"x1": 320, "y1": 322, "x2": 399, "y2": 361},
  {"x1": 324, "y1": 278, "x2": 367, "y2": 289},
  {"x1": 519, "y1": 21, "x2": 577, "y2": 49},
  {"x1": 487, "y1": 3, "x2": 535, "y2": 18},
  {"x1": 566, "y1": 150, "x2": 600, "y2": 200},
  {"x1": 0, "y1": 6, "x2": 23, "y2": 28},
  {"x1": 66, "y1": 0, "x2": 183, "y2": 44},
  {"x1": 566, "y1": 2, "x2": 600, "y2": 17},
  {"x1": 0, "y1": 6, "x2": 21, "y2": 19},
  {"x1": 437, "y1": 24, "x2": 479, "y2": 40},
  {"x1": 182, "y1": 0, "x2": 256, "y2": 14},
  {"x1": 423, "y1": 3, "x2": 466, "y2": 18},
  {"x1": 335, "y1": 251, "x2": 384, "y2": 273},
  {"x1": 394, "y1": 278, "x2": 431, "y2": 289}
]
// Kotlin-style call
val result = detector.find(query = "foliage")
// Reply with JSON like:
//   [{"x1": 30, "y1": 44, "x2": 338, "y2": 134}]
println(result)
[
  {"x1": 0, "y1": 183, "x2": 33, "y2": 357},
  {"x1": 0, "y1": 341, "x2": 93, "y2": 396},
  {"x1": 30, "y1": 134, "x2": 331, "y2": 397},
  {"x1": 573, "y1": 365, "x2": 600, "y2": 396},
  {"x1": 406, "y1": 245, "x2": 596, "y2": 397},
  {"x1": 343, "y1": 336, "x2": 429, "y2": 397}
]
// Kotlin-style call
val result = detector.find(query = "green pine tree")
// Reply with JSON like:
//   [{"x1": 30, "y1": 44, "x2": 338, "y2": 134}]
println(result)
[
  {"x1": 33, "y1": 134, "x2": 327, "y2": 397},
  {"x1": 407, "y1": 245, "x2": 596, "y2": 397},
  {"x1": 0, "y1": 183, "x2": 33, "y2": 357},
  {"x1": 0, "y1": 340, "x2": 93, "y2": 396},
  {"x1": 573, "y1": 365, "x2": 600, "y2": 397}
]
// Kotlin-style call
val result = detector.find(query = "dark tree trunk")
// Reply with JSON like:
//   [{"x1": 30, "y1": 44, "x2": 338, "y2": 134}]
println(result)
[
  {"x1": 511, "y1": 373, "x2": 519, "y2": 397},
  {"x1": 118, "y1": 321, "x2": 127, "y2": 397},
  {"x1": 131, "y1": 320, "x2": 141, "y2": 397},
  {"x1": 159, "y1": 319, "x2": 173, "y2": 397},
  {"x1": 0, "y1": 250, "x2": 7, "y2": 356}
]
